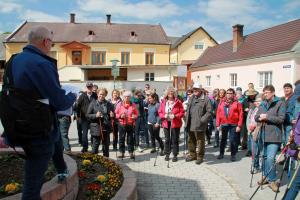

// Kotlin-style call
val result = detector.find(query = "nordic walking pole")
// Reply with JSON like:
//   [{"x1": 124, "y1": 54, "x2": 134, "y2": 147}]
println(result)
[
  {"x1": 249, "y1": 143, "x2": 289, "y2": 200},
  {"x1": 112, "y1": 118, "x2": 118, "y2": 159},
  {"x1": 274, "y1": 157, "x2": 289, "y2": 200},
  {"x1": 250, "y1": 135, "x2": 255, "y2": 188},
  {"x1": 167, "y1": 113, "x2": 172, "y2": 168}
]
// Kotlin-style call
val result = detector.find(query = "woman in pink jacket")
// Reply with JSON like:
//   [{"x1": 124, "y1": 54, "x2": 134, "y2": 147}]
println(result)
[
  {"x1": 159, "y1": 87, "x2": 185, "y2": 162},
  {"x1": 115, "y1": 91, "x2": 138, "y2": 159}
]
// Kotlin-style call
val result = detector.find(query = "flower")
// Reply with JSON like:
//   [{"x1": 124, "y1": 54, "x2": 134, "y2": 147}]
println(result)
[
  {"x1": 97, "y1": 175, "x2": 107, "y2": 183},
  {"x1": 4, "y1": 183, "x2": 20, "y2": 194},
  {"x1": 82, "y1": 159, "x2": 92, "y2": 166},
  {"x1": 87, "y1": 183, "x2": 101, "y2": 191},
  {"x1": 78, "y1": 170, "x2": 86, "y2": 178}
]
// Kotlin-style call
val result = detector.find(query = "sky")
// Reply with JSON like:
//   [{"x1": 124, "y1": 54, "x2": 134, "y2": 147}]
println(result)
[{"x1": 0, "y1": 0, "x2": 300, "y2": 43}]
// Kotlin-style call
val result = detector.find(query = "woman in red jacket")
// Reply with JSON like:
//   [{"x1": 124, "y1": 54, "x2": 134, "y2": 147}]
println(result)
[
  {"x1": 216, "y1": 88, "x2": 243, "y2": 161},
  {"x1": 115, "y1": 91, "x2": 138, "y2": 159},
  {"x1": 159, "y1": 87, "x2": 185, "y2": 162}
]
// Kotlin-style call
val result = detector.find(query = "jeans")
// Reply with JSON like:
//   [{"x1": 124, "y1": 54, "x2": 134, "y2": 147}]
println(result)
[
  {"x1": 164, "y1": 122, "x2": 180, "y2": 157},
  {"x1": 21, "y1": 137, "x2": 67, "y2": 200},
  {"x1": 91, "y1": 132, "x2": 110, "y2": 157},
  {"x1": 262, "y1": 142, "x2": 280, "y2": 182},
  {"x1": 283, "y1": 165, "x2": 300, "y2": 200},
  {"x1": 213, "y1": 118, "x2": 220, "y2": 146},
  {"x1": 135, "y1": 117, "x2": 146, "y2": 147},
  {"x1": 148, "y1": 124, "x2": 163, "y2": 149},
  {"x1": 81, "y1": 119, "x2": 90, "y2": 150},
  {"x1": 249, "y1": 134, "x2": 261, "y2": 169},
  {"x1": 220, "y1": 125, "x2": 239, "y2": 156},
  {"x1": 76, "y1": 118, "x2": 82, "y2": 144},
  {"x1": 58, "y1": 115, "x2": 71, "y2": 151},
  {"x1": 119, "y1": 125, "x2": 134, "y2": 153}
]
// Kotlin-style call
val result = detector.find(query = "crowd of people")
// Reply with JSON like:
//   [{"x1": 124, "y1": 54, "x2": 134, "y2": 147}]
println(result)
[{"x1": 2, "y1": 26, "x2": 300, "y2": 200}]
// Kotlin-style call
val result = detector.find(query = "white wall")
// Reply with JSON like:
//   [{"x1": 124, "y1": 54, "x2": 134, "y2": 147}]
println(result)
[
  {"x1": 192, "y1": 59, "x2": 294, "y2": 96},
  {"x1": 58, "y1": 66, "x2": 84, "y2": 81}
]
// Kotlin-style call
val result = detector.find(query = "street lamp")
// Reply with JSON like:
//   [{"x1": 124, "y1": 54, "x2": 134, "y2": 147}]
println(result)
[{"x1": 110, "y1": 59, "x2": 120, "y2": 89}]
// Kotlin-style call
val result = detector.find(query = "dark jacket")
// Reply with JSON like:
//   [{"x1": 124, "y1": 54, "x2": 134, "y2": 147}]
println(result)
[
  {"x1": 9, "y1": 45, "x2": 76, "y2": 144},
  {"x1": 77, "y1": 92, "x2": 97, "y2": 120},
  {"x1": 286, "y1": 84, "x2": 300, "y2": 125},
  {"x1": 255, "y1": 96, "x2": 286, "y2": 143},
  {"x1": 186, "y1": 94, "x2": 212, "y2": 132},
  {"x1": 86, "y1": 99, "x2": 113, "y2": 136}
]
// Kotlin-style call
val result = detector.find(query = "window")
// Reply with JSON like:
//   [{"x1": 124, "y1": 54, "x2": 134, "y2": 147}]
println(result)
[
  {"x1": 206, "y1": 76, "x2": 211, "y2": 86},
  {"x1": 230, "y1": 73, "x2": 237, "y2": 87},
  {"x1": 49, "y1": 51, "x2": 57, "y2": 59},
  {"x1": 258, "y1": 71, "x2": 272, "y2": 88},
  {"x1": 121, "y1": 52, "x2": 130, "y2": 65},
  {"x1": 145, "y1": 52, "x2": 154, "y2": 65},
  {"x1": 92, "y1": 51, "x2": 106, "y2": 65},
  {"x1": 195, "y1": 41, "x2": 204, "y2": 49},
  {"x1": 145, "y1": 72, "x2": 154, "y2": 81}
]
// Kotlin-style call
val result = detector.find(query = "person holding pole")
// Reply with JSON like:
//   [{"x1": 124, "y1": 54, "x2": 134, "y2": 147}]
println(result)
[
  {"x1": 158, "y1": 86, "x2": 184, "y2": 162},
  {"x1": 255, "y1": 85, "x2": 285, "y2": 192}
]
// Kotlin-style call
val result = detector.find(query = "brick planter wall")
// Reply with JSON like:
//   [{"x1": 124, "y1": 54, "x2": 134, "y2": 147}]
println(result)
[{"x1": 0, "y1": 149, "x2": 78, "y2": 200}]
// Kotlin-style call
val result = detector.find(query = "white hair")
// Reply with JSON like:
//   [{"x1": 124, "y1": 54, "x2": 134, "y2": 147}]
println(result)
[
  {"x1": 28, "y1": 26, "x2": 52, "y2": 44},
  {"x1": 123, "y1": 90, "x2": 132, "y2": 98},
  {"x1": 164, "y1": 86, "x2": 177, "y2": 98}
]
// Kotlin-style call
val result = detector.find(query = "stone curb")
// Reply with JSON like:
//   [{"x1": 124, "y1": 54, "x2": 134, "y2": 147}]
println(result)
[
  {"x1": 0, "y1": 148, "x2": 78, "y2": 200},
  {"x1": 112, "y1": 162, "x2": 137, "y2": 200},
  {"x1": 203, "y1": 162, "x2": 248, "y2": 200}
]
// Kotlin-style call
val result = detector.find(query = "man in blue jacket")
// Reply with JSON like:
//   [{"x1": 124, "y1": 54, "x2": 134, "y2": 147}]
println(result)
[{"x1": 8, "y1": 26, "x2": 76, "y2": 200}]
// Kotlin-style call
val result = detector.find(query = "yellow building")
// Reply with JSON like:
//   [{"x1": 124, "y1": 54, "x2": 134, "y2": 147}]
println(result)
[
  {"x1": 4, "y1": 14, "x2": 178, "y2": 82},
  {"x1": 169, "y1": 27, "x2": 218, "y2": 86}
]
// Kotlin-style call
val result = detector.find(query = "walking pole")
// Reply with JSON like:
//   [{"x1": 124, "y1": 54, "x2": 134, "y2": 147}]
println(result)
[
  {"x1": 282, "y1": 160, "x2": 300, "y2": 199},
  {"x1": 274, "y1": 156, "x2": 289, "y2": 200},
  {"x1": 99, "y1": 114, "x2": 104, "y2": 155},
  {"x1": 132, "y1": 113, "x2": 136, "y2": 161},
  {"x1": 167, "y1": 124, "x2": 172, "y2": 168},
  {"x1": 154, "y1": 127, "x2": 159, "y2": 167},
  {"x1": 260, "y1": 123, "x2": 265, "y2": 190},
  {"x1": 249, "y1": 143, "x2": 289, "y2": 200},
  {"x1": 112, "y1": 118, "x2": 118, "y2": 159},
  {"x1": 184, "y1": 126, "x2": 187, "y2": 159},
  {"x1": 250, "y1": 134, "x2": 255, "y2": 188}
]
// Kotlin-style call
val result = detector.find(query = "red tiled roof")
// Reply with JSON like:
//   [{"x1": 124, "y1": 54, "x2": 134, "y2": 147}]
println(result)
[
  {"x1": 191, "y1": 19, "x2": 300, "y2": 68},
  {"x1": 5, "y1": 22, "x2": 170, "y2": 45}
]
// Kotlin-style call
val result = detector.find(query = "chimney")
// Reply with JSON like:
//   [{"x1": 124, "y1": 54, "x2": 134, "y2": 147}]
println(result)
[
  {"x1": 106, "y1": 14, "x2": 111, "y2": 24},
  {"x1": 232, "y1": 24, "x2": 244, "y2": 52},
  {"x1": 70, "y1": 13, "x2": 75, "y2": 23}
]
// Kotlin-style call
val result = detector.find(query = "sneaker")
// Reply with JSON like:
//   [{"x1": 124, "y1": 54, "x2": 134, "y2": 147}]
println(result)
[
  {"x1": 159, "y1": 151, "x2": 165, "y2": 156},
  {"x1": 245, "y1": 151, "x2": 252, "y2": 157},
  {"x1": 185, "y1": 156, "x2": 196, "y2": 162},
  {"x1": 137, "y1": 146, "x2": 144, "y2": 153},
  {"x1": 129, "y1": 153, "x2": 135, "y2": 160},
  {"x1": 195, "y1": 158, "x2": 203, "y2": 165},
  {"x1": 269, "y1": 182, "x2": 279, "y2": 193},
  {"x1": 117, "y1": 153, "x2": 125, "y2": 159},
  {"x1": 165, "y1": 155, "x2": 170, "y2": 161},
  {"x1": 172, "y1": 156, "x2": 178, "y2": 162},
  {"x1": 231, "y1": 155, "x2": 236, "y2": 162},
  {"x1": 257, "y1": 176, "x2": 269, "y2": 186},
  {"x1": 57, "y1": 169, "x2": 69, "y2": 183},
  {"x1": 150, "y1": 148, "x2": 156, "y2": 153},
  {"x1": 217, "y1": 154, "x2": 224, "y2": 159}
]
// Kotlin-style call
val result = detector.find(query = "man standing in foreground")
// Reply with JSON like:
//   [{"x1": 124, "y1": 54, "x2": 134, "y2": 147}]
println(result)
[
  {"x1": 4, "y1": 26, "x2": 76, "y2": 200},
  {"x1": 185, "y1": 82, "x2": 212, "y2": 164}
]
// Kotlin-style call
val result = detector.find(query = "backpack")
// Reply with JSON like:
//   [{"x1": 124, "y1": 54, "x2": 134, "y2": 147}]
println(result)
[{"x1": 0, "y1": 54, "x2": 53, "y2": 147}]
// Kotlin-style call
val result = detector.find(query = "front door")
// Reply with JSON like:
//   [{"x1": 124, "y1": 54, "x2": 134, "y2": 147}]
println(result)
[{"x1": 72, "y1": 51, "x2": 82, "y2": 65}]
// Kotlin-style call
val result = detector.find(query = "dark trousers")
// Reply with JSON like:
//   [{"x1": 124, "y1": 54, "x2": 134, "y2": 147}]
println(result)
[
  {"x1": 220, "y1": 125, "x2": 239, "y2": 156},
  {"x1": 213, "y1": 118, "x2": 220, "y2": 146},
  {"x1": 188, "y1": 131, "x2": 205, "y2": 159},
  {"x1": 119, "y1": 125, "x2": 134, "y2": 153},
  {"x1": 58, "y1": 115, "x2": 71, "y2": 151},
  {"x1": 81, "y1": 119, "x2": 90, "y2": 150},
  {"x1": 134, "y1": 117, "x2": 145, "y2": 147},
  {"x1": 21, "y1": 137, "x2": 67, "y2": 200},
  {"x1": 76, "y1": 119, "x2": 82, "y2": 144},
  {"x1": 164, "y1": 121, "x2": 180, "y2": 157},
  {"x1": 112, "y1": 122, "x2": 118, "y2": 149},
  {"x1": 91, "y1": 132, "x2": 110, "y2": 157},
  {"x1": 148, "y1": 124, "x2": 163, "y2": 149},
  {"x1": 283, "y1": 164, "x2": 300, "y2": 200}
]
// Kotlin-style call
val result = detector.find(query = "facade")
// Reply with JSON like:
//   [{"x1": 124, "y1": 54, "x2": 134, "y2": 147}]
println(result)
[
  {"x1": 191, "y1": 20, "x2": 300, "y2": 96},
  {"x1": 4, "y1": 14, "x2": 179, "y2": 82},
  {"x1": 0, "y1": 33, "x2": 10, "y2": 82},
  {"x1": 169, "y1": 27, "x2": 218, "y2": 86}
]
